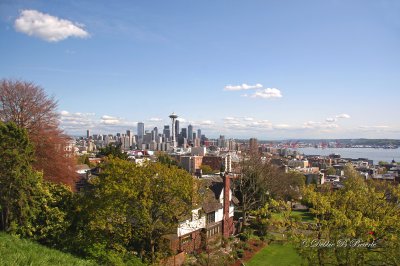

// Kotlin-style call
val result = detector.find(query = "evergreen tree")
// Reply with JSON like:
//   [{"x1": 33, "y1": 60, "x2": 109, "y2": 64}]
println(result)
[{"x1": 0, "y1": 122, "x2": 40, "y2": 233}]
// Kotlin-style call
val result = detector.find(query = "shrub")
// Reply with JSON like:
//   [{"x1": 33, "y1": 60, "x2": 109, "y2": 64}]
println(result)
[
  {"x1": 243, "y1": 242, "x2": 251, "y2": 251},
  {"x1": 238, "y1": 233, "x2": 249, "y2": 242},
  {"x1": 236, "y1": 249, "x2": 244, "y2": 258}
]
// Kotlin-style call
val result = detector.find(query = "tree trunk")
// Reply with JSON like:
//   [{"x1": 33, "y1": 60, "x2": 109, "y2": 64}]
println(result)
[{"x1": 151, "y1": 239, "x2": 155, "y2": 262}]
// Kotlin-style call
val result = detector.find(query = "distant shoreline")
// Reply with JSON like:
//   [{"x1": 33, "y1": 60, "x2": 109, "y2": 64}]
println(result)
[{"x1": 292, "y1": 147, "x2": 400, "y2": 164}]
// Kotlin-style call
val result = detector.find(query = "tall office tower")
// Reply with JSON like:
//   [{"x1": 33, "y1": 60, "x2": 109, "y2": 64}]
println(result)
[
  {"x1": 152, "y1": 127, "x2": 158, "y2": 141},
  {"x1": 218, "y1": 135, "x2": 226, "y2": 148},
  {"x1": 137, "y1": 122, "x2": 144, "y2": 149},
  {"x1": 249, "y1": 138, "x2": 258, "y2": 154},
  {"x1": 126, "y1": 130, "x2": 132, "y2": 148},
  {"x1": 175, "y1": 119, "x2": 180, "y2": 140},
  {"x1": 137, "y1": 122, "x2": 144, "y2": 140},
  {"x1": 188, "y1": 124, "x2": 193, "y2": 141},
  {"x1": 228, "y1": 139, "x2": 236, "y2": 151},
  {"x1": 197, "y1": 129, "x2": 201, "y2": 140},
  {"x1": 169, "y1": 112, "x2": 178, "y2": 148},
  {"x1": 181, "y1": 128, "x2": 187, "y2": 138},
  {"x1": 144, "y1": 132, "x2": 152, "y2": 144},
  {"x1": 86, "y1": 129, "x2": 90, "y2": 139},
  {"x1": 163, "y1": 125, "x2": 170, "y2": 139}
]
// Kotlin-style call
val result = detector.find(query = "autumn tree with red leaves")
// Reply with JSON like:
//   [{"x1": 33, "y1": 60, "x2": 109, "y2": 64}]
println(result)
[{"x1": 0, "y1": 79, "x2": 77, "y2": 187}]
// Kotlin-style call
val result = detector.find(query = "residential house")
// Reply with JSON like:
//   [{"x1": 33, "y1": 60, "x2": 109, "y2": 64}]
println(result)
[{"x1": 164, "y1": 174, "x2": 237, "y2": 254}]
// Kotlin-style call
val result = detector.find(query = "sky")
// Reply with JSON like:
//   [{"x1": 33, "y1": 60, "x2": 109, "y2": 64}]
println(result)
[{"x1": 1, "y1": 0, "x2": 400, "y2": 139}]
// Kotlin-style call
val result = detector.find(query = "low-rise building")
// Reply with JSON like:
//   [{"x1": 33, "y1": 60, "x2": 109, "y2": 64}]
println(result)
[{"x1": 164, "y1": 174, "x2": 237, "y2": 254}]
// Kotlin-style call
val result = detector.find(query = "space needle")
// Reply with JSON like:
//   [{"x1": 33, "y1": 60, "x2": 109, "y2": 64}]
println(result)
[{"x1": 169, "y1": 112, "x2": 178, "y2": 149}]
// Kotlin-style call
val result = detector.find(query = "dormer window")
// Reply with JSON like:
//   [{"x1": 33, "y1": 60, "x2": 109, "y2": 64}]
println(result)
[{"x1": 206, "y1": 211, "x2": 215, "y2": 224}]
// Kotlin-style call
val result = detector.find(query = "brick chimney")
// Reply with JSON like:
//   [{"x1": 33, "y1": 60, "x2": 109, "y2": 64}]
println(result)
[{"x1": 222, "y1": 173, "x2": 231, "y2": 238}]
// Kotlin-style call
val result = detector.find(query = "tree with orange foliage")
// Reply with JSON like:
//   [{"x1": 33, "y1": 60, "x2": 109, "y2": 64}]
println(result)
[{"x1": 0, "y1": 79, "x2": 77, "y2": 188}]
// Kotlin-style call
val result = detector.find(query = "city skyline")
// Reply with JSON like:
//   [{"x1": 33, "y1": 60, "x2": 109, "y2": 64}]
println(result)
[{"x1": 1, "y1": 1, "x2": 400, "y2": 139}]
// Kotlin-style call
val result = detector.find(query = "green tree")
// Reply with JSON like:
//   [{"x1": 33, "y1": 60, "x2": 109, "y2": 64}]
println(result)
[
  {"x1": 31, "y1": 181, "x2": 74, "y2": 248},
  {"x1": 233, "y1": 155, "x2": 304, "y2": 230},
  {"x1": 295, "y1": 168, "x2": 400, "y2": 265},
  {"x1": 0, "y1": 122, "x2": 40, "y2": 234},
  {"x1": 325, "y1": 167, "x2": 336, "y2": 176},
  {"x1": 77, "y1": 154, "x2": 94, "y2": 168},
  {"x1": 75, "y1": 158, "x2": 194, "y2": 264},
  {"x1": 97, "y1": 143, "x2": 128, "y2": 160},
  {"x1": 0, "y1": 121, "x2": 74, "y2": 250},
  {"x1": 233, "y1": 156, "x2": 268, "y2": 229},
  {"x1": 156, "y1": 152, "x2": 180, "y2": 168},
  {"x1": 200, "y1": 164, "x2": 214, "y2": 175}
]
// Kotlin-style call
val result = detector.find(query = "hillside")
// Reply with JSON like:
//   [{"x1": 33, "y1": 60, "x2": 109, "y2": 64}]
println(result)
[{"x1": 0, "y1": 232, "x2": 95, "y2": 266}]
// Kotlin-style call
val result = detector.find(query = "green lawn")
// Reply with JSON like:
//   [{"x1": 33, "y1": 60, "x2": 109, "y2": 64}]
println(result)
[
  {"x1": 0, "y1": 232, "x2": 95, "y2": 266},
  {"x1": 246, "y1": 243, "x2": 303, "y2": 266},
  {"x1": 272, "y1": 210, "x2": 314, "y2": 223},
  {"x1": 291, "y1": 210, "x2": 315, "y2": 222}
]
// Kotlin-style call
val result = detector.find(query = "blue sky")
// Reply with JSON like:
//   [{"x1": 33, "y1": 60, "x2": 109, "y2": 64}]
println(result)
[{"x1": 1, "y1": 0, "x2": 400, "y2": 139}]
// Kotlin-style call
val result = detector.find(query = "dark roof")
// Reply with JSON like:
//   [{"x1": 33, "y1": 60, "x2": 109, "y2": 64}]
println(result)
[
  {"x1": 76, "y1": 164, "x2": 90, "y2": 171},
  {"x1": 209, "y1": 182, "x2": 224, "y2": 199},
  {"x1": 202, "y1": 201, "x2": 223, "y2": 213},
  {"x1": 196, "y1": 178, "x2": 224, "y2": 213}
]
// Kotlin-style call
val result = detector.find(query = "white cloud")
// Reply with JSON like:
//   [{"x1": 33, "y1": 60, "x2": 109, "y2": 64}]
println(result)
[
  {"x1": 336, "y1": 113, "x2": 351, "y2": 119},
  {"x1": 244, "y1": 88, "x2": 282, "y2": 99},
  {"x1": 60, "y1": 110, "x2": 70, "y2": 116},
  {"x1": 188, "y1": 120, "x2": 216, "y2": 127},
  {"x1": 325, "y1": 117, "x2": 337, "y2": 123},
  {"x1": 303, "y1": 121, "x2": 339, "y2": 129},
  {"x1": 148, "y1": 117, "x2": 163, "y2": 122},
  {"x1": 224, "y1": 83, "x2": 263, "y2": 91},
  {"x1": 101, "y1": 115, "x2": 117, "y2": 120},
  {"x1": 199, "y1": 120, "x2": 214, "y2": 125},
  {"x1": 59, "y1": 111, "x2": 96, "y2": 130},
  {"x1": 251, "y1": 120, "x2": 273, "y2": 128},
  {"x1": 100, "y1": 115, "x2": 120, "y2": 125},
  {"x1": 14, "y1": 9, "x2": 89, "y2": 42},
  {"x1": 274, "y1": 124, "x2": 291, "y2": 129},
  {"x1": 243, "y1": 117, "x2": 254, "y2": 121},
  {"x1": 359, "y1": 125, "x2": 389, "y2": 130}
]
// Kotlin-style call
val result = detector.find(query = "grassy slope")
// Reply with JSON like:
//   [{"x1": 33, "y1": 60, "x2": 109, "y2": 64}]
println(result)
[
  {"x1": 0, "y1": 233, "x2": 95, "y2": 266},
  {"x1": 272, "y1": 210, "x2": 315, "y2": 223},
  {"x1": 247, "y1": 243, "x2": 304, "y2": 266}
]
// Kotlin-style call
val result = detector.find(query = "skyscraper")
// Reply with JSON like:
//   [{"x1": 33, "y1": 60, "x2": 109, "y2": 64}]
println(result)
[
  {"x1": 163, "y1": 125, "x2": 170, "y2": 139},
  {"x1": 197, "y1": 129, "x2": 201, "y2": 140},
  {"x1": 218, "y1": 135, "x2": 226, "y2": 148},
  {"x1": 181, "y1": 128, "x2": 187, "y2": 138},
  {"x1": 188, "y1": 124, "x2": 193, "y2": 141},
  {"x1": 126, "y1": 130, "x2": 132, "y2": 148},
  {"x1": 137, "y1": 122, "x2": 144, "y2": 144},
  {"x1": 249, "y1": 138, "x2": 258, "y2": 154},
  {"x1": 152, "y1": 127, "x2": 158, "y2": 141}
]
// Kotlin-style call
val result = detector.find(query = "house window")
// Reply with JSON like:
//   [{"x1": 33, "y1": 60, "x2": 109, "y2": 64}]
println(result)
[
  {"x1": 180, "y1": 235, "x2": 191, "y2": 245},
  {"x1": 206, "y1": 211, "x2": 215, "y2": 224}
]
